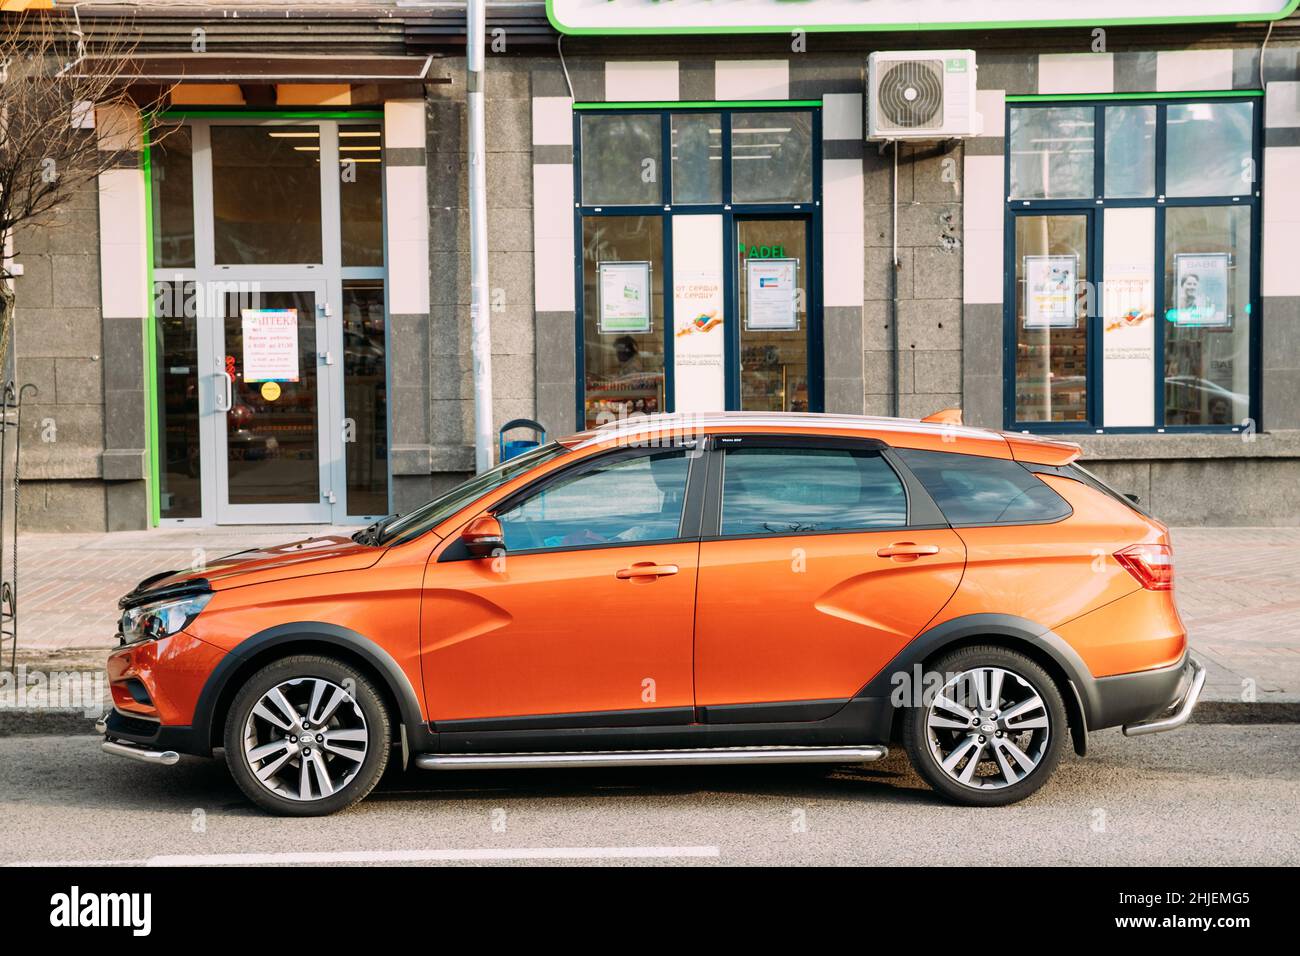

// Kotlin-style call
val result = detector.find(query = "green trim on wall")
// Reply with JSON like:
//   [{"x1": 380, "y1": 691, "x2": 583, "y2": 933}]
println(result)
[
  {"x1": 141, "y1": 123, "x2": 160, "y2": 528},
  {"x1": 1007, "y1": 90, "x2": 1265, "y2": 103},
  {"x1": 574, "y1": 100, "x2": 822, "y2": 111},
  {"x1": 546, "y1": 0, "x2": 1300, "y2": 35},
  {"x1": 160, "y1": 109, "x2": 383, "y2": 120}
]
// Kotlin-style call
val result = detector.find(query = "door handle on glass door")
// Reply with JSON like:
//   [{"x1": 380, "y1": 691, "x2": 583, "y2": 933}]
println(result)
[
  {"x1": 215, "y1": 372, "x2": 233, "y2": 412},
  {"x1": 877, "y1": 543, "x2": 940, "y2": 558},
  {"x1": 615, "y1": 564, "x2": 680, "y2": 580}
]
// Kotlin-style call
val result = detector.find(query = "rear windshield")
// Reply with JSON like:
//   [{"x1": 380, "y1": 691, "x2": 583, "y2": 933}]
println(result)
[
  {"x1": 378, "y1": 442, "x2": 571, "y2": 545},
  {"x1": 1069, "y1": 463, "x2": 1153, "y2": 518},
  {"x1": 895, "y1": 448, "x2": 1072, "y2": 527}
]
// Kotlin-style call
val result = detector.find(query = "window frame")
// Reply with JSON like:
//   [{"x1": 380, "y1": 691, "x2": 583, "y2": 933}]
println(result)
[
  {"x1": 571, "y1": 105, "x2": 824, "y2": 429},
  {"x1": 1002, "y1": 94, "x2": 1263, "y2": 435}
]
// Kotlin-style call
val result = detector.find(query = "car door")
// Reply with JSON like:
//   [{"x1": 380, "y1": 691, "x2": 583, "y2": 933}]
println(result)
[
  {"x1": 692, "y1": 435, "x2": 966, "y2": 716},
  {"x1": 420, "y1": 444, "x2": 703, "y2": 725}
]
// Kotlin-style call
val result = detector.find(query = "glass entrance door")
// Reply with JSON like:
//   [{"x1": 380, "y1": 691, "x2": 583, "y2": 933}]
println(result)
[
  {"x1": 734, "y1": 217, "x2": 813, "y2": 411},
  {"x1": 211, "y1": 282, "x2": 334, "y2": 523}
]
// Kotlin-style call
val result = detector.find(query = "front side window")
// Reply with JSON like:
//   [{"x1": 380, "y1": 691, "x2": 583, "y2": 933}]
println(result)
[
  {"x1": 1006, "y1": 98, "x2": 1258, "y2": 432},
  {"x1": 497, "y1": 450, "x2": 691, "y2": 552},
  {"x1": 896, "y1": 449, "x2": 1071, "y2": 527},
  {"x1": 719, "y1": 446, "x2": 906, "y2": 536}
]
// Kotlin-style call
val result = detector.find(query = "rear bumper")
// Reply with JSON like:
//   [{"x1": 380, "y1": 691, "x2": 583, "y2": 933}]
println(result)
[
  {"x1": 1087, "y1": 651, "x2": 1198, "y2": 730},
  {"x1": 1121, "y1": 655, "x2": 1206, "y2": 737}
]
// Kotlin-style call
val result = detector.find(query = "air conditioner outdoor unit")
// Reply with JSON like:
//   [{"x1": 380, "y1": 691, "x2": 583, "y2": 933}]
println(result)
[{"x1": 867, "y1": 50, "x2": 980, "y2": 140}]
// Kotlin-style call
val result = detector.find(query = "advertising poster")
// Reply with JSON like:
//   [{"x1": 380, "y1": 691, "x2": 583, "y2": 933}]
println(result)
[
  {"x1": 1172, "y1": 253, "x2": 1231, "y2": 328},
  {"x1": 598, "y1": 260, "x2": 652, "y2": 333},
  {"x1": 1023, "y1": 255, "x2": 1078, "y2": 329},
  {"x1": 745, "y1": 258, "x2": 799, "y2": 331},
  {"x1": 241, "y1": 308, "x2": 300, "y2": 383},
  {"x1": 1102, "y1": 207, "x2": 1156, "y2": 427},
  {"x1": 671, "y1": 215, "x2": 725, "y2": 412}
]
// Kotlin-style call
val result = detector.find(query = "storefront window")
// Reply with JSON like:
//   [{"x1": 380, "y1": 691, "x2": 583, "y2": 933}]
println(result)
[
  {"x1": 212, "y1": 125, "x2": 323, "y2": 264},
  {"x1": 671, "y1": 113, "x2": 721, "y2": 204},
  {"x1": 151, "y1": 127, "x2": 195, "y2": 268},
  {"x1": 1166, "y1": 102, "x2": 1254, "y2": 198},
  {"x1": 581, "y1": 216, "x2": 666, "y2": 427},
  {"x1": 1164, "y1": 207, "x2": 1252, "y2": 426},
  {"x1": 156, "y1": 280, "x2": 200, "y2": 518},
  {"x1": 339, "y1": 124, "x2": 383, "y2": 267},
  {"x1": 1104, "y1": 105, "x2": 1155, "y2": 199},
  {"x1": 731, "y1": 111, "x2": 813, "y2": 204},
  {"x1": 1013, "y1": 215, "x2": 1089, "y2": 423},
  {"x1": 1009, "y1": 106, "x2": 1095, "y2": 200},
  {"x1": 342, "y1": 280, "x2": 388, "y2": 515},
  {"x1": 1005, "y1": 98, "x2": 1258, "y2": 432},
  {"x1": 580, "y1": 114, "x2": 662, "y2": 205}
]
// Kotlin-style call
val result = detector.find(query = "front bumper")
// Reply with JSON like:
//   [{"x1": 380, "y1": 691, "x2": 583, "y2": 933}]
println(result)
[
  {"x1": 98, "y1": 708, "x2": 202, "y2": 765},
  {"x1": 1121, "y1": 655, "x2": 1206, "y2": 737}
]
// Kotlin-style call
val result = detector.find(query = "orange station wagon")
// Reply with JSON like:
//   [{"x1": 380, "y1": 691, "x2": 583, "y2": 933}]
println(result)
[{"x1": 99, "y1": 411, "x2": 1205, "y2": 815}]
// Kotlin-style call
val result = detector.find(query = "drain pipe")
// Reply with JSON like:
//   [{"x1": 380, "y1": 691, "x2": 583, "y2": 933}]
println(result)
[
  {"x1": 890, "y1": 141, "x2": 902, "y2": 418},
  {"x1": 467, "y1": 0, "x2": 494, "y2": 471}
]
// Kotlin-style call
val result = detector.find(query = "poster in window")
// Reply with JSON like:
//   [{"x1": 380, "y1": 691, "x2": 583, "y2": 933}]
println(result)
[
  {"x1": 241, "y1": 308, "x2": 300, "y2": 382},
  {"x1": 1172, "y1": 253, "x2": 1231, "y2": 328},
  {"x1": 745, "y1": 258, "x2": 799, "y2": 331},
  {"x1": 1023, "y1": 255, "x2": 1078, "y2": 329},
  {"x1": 598, "y1": 261, "x2": 653, "y2": 334}
]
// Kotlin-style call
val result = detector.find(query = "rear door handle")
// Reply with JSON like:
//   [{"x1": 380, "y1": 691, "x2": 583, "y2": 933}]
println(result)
[
  {"x1": 616, "y1": 564, "x2": 680, "y2": 579},
  {"x1": 877, "y1": 543, "x2": 940, "y2": 558}
]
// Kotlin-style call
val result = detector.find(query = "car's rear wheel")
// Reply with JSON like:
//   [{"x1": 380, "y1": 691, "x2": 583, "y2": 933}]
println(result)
[
  {"x1": 223, "y1": 654, "x2": 390, "y2": 817},
  {"x1": 902, "y1": 645, "x2": 1067, "y2": 807}
]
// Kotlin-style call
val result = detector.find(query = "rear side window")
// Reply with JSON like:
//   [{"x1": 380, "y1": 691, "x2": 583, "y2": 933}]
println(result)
[
  {"x1": 720, "y1": 446, "x2": 907, "y2": 536},
  {"x1": 895, "y1": 449, "x2": 1071, "y2": 526}
]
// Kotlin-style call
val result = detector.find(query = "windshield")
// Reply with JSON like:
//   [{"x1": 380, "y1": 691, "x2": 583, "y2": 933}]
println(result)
[{"x1": 376, "y1": 441, "x2": 571, "y2": 546}]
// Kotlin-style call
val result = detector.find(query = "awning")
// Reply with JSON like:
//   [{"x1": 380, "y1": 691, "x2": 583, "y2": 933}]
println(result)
[{"x1": 67, "y1": 53, "x2": 446, "y2": 84}]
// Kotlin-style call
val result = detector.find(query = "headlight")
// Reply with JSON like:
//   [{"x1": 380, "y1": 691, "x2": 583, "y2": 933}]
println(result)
[{"x1": 119, "y1": 593, "x2": 212, "y2": 645}]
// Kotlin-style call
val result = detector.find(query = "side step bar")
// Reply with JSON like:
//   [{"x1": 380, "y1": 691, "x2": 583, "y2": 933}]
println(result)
[{"x1": 414, "y1": 745, "x2": 887, "y2": 771}]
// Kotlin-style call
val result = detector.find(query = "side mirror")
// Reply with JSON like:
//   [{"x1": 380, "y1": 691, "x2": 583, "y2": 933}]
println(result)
[{"x1": 461, "y1": 514, "x2": 504, "y2": 559}]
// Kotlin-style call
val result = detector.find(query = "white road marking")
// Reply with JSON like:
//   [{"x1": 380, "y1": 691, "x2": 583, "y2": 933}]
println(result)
[{"x1": 7, "y1": 845, "x2": 721, "y2": 867}]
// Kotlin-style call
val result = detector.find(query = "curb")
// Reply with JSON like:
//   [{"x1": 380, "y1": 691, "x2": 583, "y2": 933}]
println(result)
[{"x1": 2, "y1": 702, "x2": 1299, "y2": 738}]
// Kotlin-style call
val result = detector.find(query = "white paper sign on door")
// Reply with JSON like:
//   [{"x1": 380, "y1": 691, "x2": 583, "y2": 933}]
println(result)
[
  {"x1": 745, "y1": 258, "x2": 799, "y2": 330},
  {"x1": 241, "y1": 308, "x2": 300, "y2": 382},
  {"x1": 672, "y1": 215, "x2": 725, "y2": 412}
]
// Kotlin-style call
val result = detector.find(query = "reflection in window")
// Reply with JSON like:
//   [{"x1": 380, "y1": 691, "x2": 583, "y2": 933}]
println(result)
[
  {"x1": 212, "y1": 125, "x2": 322, "y2": 264},
  {"x1": 497, "y1": 451, "x2": 689, "y2": 551},
  {"x1": 156, "y1": 280, "x2": 200, "y2": 518},
  {"x1": 720, "y1": 447, "x2": 906, "y2": 535},
  {"x1": 1166, "y1": 102, "x2": 1254, "y2": 197},
  {"x1": 1104, "y1": 105, "x2": 1155, "y2": 198},
  {"x1": 1013, "y1": 215, "x2": 1089, "y2": 423},
  {"x1": 151, "y1": 126, "x2": 195, "y2": 268},
  {"x1": 1009, "y1": 107, "x2": 1095, "y2": 200},
  {"x1": 671, "y1": 113, "x2": 721, "y2": 204},
  {"x1": 895, "y1": 449, "x2": 1071, "y2": 526},
  {"x1": 731, "y1": 111, "x2": 813, "y2": 203},
  {"x1": 343, "y1": 280, "x2": 388, "y2": 515},
  {"x1": 580, "y1": 114, "x2": 662, "y2": 205},
  {"x1": 339, "y1": 124, "x2": 384, "y2": 267},
  {"x1": 1164, "y1": 206, "x2": 1251, "y2": 426},
  {"x1": 581, "y1": 216, "x2": 665, "y2": 427}
]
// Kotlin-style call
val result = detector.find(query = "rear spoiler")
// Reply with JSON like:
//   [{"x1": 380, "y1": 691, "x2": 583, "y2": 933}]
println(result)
[{"x1": 1002, "y1": 433, "x2": 1082, "y2": 467}]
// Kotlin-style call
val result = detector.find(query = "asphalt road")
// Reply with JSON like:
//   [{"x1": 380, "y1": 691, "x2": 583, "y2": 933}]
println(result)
[{"x1": 1, "y1": 724, "x2": 1296, "y2": 866}]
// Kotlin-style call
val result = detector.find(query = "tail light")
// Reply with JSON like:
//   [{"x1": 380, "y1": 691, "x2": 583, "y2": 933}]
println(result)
[{"x1": 1115, "y1": 543, "x2": 1174, "y2": 591}]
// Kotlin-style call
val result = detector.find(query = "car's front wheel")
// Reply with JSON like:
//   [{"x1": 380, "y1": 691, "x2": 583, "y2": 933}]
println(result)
[
  {"x1": 902, "y1": 645, "x2": 1068, "y2": 807},
  {"x1": 223, "y1": 654, "x2": 391, "y2": 816}
]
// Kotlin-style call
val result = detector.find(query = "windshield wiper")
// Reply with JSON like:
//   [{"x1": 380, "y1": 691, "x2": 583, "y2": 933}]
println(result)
[{"x1": 353, "y1": 514, "x2": 399, "y2": 546}]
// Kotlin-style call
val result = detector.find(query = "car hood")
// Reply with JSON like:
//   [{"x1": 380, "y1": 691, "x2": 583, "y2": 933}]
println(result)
[{"x1": 125, "y1": 534, "x2": 384, "y2": 600}]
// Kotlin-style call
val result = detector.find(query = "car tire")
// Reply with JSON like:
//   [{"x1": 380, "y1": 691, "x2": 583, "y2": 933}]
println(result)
[
  {"x1": 223, "y1": 654, "x2": 391, "y2": 817},
  {"x1": 902, "y1": 645, "x2": 1068, "y2": 807}
]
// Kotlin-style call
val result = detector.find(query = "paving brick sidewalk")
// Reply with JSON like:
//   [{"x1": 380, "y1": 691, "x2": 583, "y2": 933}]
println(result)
[{"x1": 5, "y1": 525, "x2": 1298, "y2": 703}]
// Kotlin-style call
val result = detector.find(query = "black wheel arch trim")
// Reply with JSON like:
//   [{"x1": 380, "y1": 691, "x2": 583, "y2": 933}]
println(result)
[
  {"x1": 852, "y1": 612, "x2": 1110, "y2": 752},
  {"x1": 188, "y1": 622, "x2": 432, "y2": 758}
]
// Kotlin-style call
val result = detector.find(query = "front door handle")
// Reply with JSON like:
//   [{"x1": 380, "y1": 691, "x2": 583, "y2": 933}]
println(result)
[
  {"x1": 877, "y1": 543, "x2": 940, "y2": 558},
  {"x1": 616, "y1": 564, "x2": 680, "y2": 580}
]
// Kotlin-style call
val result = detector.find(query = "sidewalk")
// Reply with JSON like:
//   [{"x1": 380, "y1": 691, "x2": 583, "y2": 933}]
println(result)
[{"x1": 6, "y1": 525, "x2": 1299, "y2": 703}]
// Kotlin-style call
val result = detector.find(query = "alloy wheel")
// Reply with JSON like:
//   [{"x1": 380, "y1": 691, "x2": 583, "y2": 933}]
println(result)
[
  {"x1": 924, "y1": 666, "x2": 1051, "y2": 790},
  {"x1": 241, "y1": 677, "x2": 369, "y2": 802}
]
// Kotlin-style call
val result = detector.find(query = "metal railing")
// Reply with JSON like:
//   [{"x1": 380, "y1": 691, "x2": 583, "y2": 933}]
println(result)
[{"x1": 0, "y1": 381, "x2": 37, "y2": 675}]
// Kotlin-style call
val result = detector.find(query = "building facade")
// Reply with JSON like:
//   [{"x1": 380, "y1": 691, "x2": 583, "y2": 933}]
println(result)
[{"x1": 11, "y1": 1, "x2": 1300, "y2": 529}]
